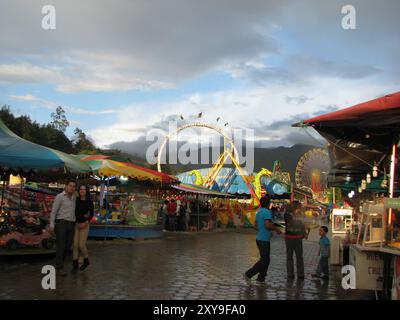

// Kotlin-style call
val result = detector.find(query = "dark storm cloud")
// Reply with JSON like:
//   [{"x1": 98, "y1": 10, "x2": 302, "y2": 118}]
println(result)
[
  {"x1": 1, "y1": 0, "x2": 398, "y2": 90},
  {"x1": 0, "y1": 0, "x2": 282, "y2": 87}
]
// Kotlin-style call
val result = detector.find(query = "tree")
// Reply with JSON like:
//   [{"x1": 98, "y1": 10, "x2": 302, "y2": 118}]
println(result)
[
  {"x1": 0, "y1": 105, "x2": 74, "y2": 154},
  {"x1": 50, "y1": 106, "x2": 70, "y2": 133},
  {"x1": 73, "y1": 128, "x2": 96, "y2": 154}
]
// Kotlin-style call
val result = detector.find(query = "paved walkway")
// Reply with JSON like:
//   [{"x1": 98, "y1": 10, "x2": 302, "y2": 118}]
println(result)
[{"x1": 0, "y1": 230, "x2": 373, "y2": 300}]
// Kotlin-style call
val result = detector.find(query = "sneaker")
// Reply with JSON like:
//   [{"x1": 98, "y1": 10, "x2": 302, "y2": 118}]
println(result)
[
  {"x1": 243, "y1": 273, "x2": 252, "y2": 285},
  {"x1": 255, "y1": 280, "x2": 266, "y2": 286},
  {"x1": 311, "y1": 274, "x2": 321, "y2": 279}
]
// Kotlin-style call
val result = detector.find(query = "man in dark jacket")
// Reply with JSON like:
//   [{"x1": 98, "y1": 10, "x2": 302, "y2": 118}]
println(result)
[{"x1": 284, "y1": 201, "x2": 308, "y2": 280}]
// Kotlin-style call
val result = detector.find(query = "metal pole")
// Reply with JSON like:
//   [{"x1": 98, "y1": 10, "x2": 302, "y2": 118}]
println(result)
[
  {"x1": 0, "y1": 177, "x2": 5, "y2": 212},
  {"x1": 388, "y1": 143, "x2": 397, "y2": 225},
  {"x1": 197, "y1": 195, "x2": 200, "y2": 231},
  {"x1": 18, "y1": 175, "x2": 23, "y2": 214}
]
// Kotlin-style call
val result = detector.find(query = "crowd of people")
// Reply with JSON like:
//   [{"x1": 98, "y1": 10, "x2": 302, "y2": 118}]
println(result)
[
  {"x1": 159, "y1": 199, "x2": 193, "y2": 232},
  {"x1": 244, "y1": 196, "x2": 330, "y2": 286},
  {"x1": 50, "y1": 182, "x2": 330, "y2": 281}
]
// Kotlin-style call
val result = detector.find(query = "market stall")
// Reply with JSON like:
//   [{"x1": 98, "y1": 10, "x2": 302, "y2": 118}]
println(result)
[
  {"x1": 79, "y1": 155, "x2": 179, "y2": 239},
  {"x1": 295, "y1": 92, "x2": 400, "y2": 299},
  {"x1": 0, "y1": 119, "x2": 91, "y2": 252}
]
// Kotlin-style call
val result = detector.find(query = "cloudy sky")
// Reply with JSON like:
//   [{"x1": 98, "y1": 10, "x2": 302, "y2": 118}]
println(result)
[{"x1": 0, "y1": 0, "x2": 399, "y2": 151}]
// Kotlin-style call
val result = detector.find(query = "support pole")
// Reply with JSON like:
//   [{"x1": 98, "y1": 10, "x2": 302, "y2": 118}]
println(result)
[
  {"x1": 0, "y1": 177, "x2": 6, "y2": 212},
  {"x1": 197, "y1": 195, "x2": 200, "y2": 231},
  {"x1": 388, "y1": 143, "x2": 397, "y2": 225}
]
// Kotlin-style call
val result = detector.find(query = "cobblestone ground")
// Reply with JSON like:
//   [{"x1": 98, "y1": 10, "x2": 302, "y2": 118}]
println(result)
[{"x1": 0, "y1": 230, "x2": 374, "y2": 300}]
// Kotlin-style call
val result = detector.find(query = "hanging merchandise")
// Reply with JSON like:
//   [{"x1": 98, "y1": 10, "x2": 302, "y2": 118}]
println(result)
[
  {"x1": 381, "y1": 168, "x2": 388, "y2": 188},
  {"x1": 361, "y1": 179, "x2": 367, "y2": 190},
  {"x1": 373, "y1": 164, "x2": 378, "y2": 178}
]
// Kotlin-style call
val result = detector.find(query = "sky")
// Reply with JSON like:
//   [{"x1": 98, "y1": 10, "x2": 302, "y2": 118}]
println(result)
[{"x1": 0, "y1": 0, "x2": 399, "y2": 154}]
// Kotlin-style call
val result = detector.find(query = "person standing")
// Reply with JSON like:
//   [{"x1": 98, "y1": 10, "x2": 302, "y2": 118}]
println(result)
[
  {"x1": 72, "y1": 185, "x2": 94, "y2": 272},
  {"x1": 312, "y1": 226, "x2": 330, "y2": 279},
  {"x1": 167, "y1": 199, "x2": 177, "y2": 231},
  {"x1": 178, "y1": 202, "x2": 186, "y2": 231},
  {"x1": 185, "y1": 201, "x2": 191, "y2": 231},
  {"x1": 244, "y1": 195, "x2": 282, "y2": 286},
  {"x1": 162, "y1": 200, "x2": 169, "y2": 231},
  {"x1": 50, "y1": 180, "x2": 77, "y2": 276},
  {"x1": 284, "y1": 201, "x2": 308, "y2": 280}
]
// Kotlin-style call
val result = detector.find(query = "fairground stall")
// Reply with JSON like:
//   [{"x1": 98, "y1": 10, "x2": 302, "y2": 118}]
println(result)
[
  {"x1": 296, "y1": 92, "x2": 400, "y2": 300},
  {"x1": 0, "y1": 120, "x2": 91, "y2": 253},
  {"x1": 79, "y1": 154, "x2": 179, "y2": 239}
]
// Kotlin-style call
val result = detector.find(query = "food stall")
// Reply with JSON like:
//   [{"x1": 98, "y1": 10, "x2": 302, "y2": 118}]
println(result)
[
  {"x1": 349, "y1": 201, "x2": 385, "y2": 291},
  {"x1": 330, "y1": 208, "x2": 354, "y2": 265}
]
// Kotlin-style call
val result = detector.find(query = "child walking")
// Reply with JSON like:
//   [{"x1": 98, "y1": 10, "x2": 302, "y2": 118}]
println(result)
[{"x1": 312, "y1": 226, "x2": 330, "y2": 279}]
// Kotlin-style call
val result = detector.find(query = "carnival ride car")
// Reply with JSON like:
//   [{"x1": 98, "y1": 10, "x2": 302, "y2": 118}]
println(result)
[{"x1": 0, "y1": 209, "x2": 54, "y2": 250}]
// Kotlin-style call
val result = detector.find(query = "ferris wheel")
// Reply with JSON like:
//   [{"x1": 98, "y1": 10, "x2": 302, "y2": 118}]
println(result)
[
  {"x1": 156, "y1": 122, "x2": 239, "y2": 173},
  {"x1": 295, "y1": 148, "x2": 331, "y2": 197}
]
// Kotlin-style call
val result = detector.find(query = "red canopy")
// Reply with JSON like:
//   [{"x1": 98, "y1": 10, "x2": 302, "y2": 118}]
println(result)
[
  {"x1": 302, "y1": 92, "x2": 400, "y2": 126},
  {"x1": 293, "y1": 92, "x2": 400, "y2": 185}
]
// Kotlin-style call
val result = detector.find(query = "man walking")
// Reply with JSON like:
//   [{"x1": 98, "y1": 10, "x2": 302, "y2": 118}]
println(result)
[
  {"x1": 284, "y1": 201, "x2": 308, "y2": 280},
  {"x1": 244, "y1": 195, "x2": 282, "y2": 286},
  {"x1": 50, "y1": 180, "x2": 77, "y2": 276}
]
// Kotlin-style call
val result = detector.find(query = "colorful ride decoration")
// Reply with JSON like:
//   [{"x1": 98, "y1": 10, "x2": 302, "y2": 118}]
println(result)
[
  {"x1": 212, "y1": 198, "x2": 253, "y2": 228},
  {"x1": 189, "y1": 170, "x2": 204, "y2": 186},
  {"x1": 295, "y1": 148, "x2": 331, "y2": 203},
  {"x1": 91, "y1": 193, "x2": 159, "y2": 226},
  {"x1": 273, "y1": 160, "x2": 291, "y2": 185},
  {"x1": 126, "y1": 195, "x2": 158, "y2": 226},
  {"x1": 252, "y1": 168, "x2": 273, "y2": 206}
]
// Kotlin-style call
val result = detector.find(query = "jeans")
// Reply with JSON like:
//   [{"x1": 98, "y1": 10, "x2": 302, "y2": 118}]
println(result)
[
  {"x1": 316, "y1": 256, "x2": 329, "y2": 277},
  {"x1": 168, "y1": 215, "x2": 176, "y2": 231},
  {"x1": 285, "y1": 238, "x2": 304, "y2": 278},
  {"x1": 162, "y1": 213, "x2": 168, "y2": 230},
  {"x1": 245, "y1": 240, "x2": 270, "y2": 282},
  {"x1": 55, "y1": 220, "x2": 75, "y2": 269}
]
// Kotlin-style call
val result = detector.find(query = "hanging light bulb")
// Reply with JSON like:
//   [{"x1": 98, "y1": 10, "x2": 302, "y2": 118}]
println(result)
[
  {"x1": 366, "y1": 173, "x2": 371, "y2": 184},
  {"x1": 381, "y1": 167, "x2": 388, "y2": 188},
  {"x1": 361, "y1": 179, "x2": 367, "y2": 190},
  {"x1": 372, "y1": 165, "x2": 378, "y2": 178}
]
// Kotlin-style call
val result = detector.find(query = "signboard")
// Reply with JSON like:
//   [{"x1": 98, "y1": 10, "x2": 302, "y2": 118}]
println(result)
[
  {"x1": 349, "y1": 245, "x2": 384, "y2": 291},
  {"x1": 384, "y1": 197, "x2": 400, "y2": 209}
]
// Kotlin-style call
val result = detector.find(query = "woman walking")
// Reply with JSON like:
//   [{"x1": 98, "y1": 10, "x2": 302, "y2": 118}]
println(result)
[{"x1": 72, "y1": 185, "x2": 94, "y2": 272}]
